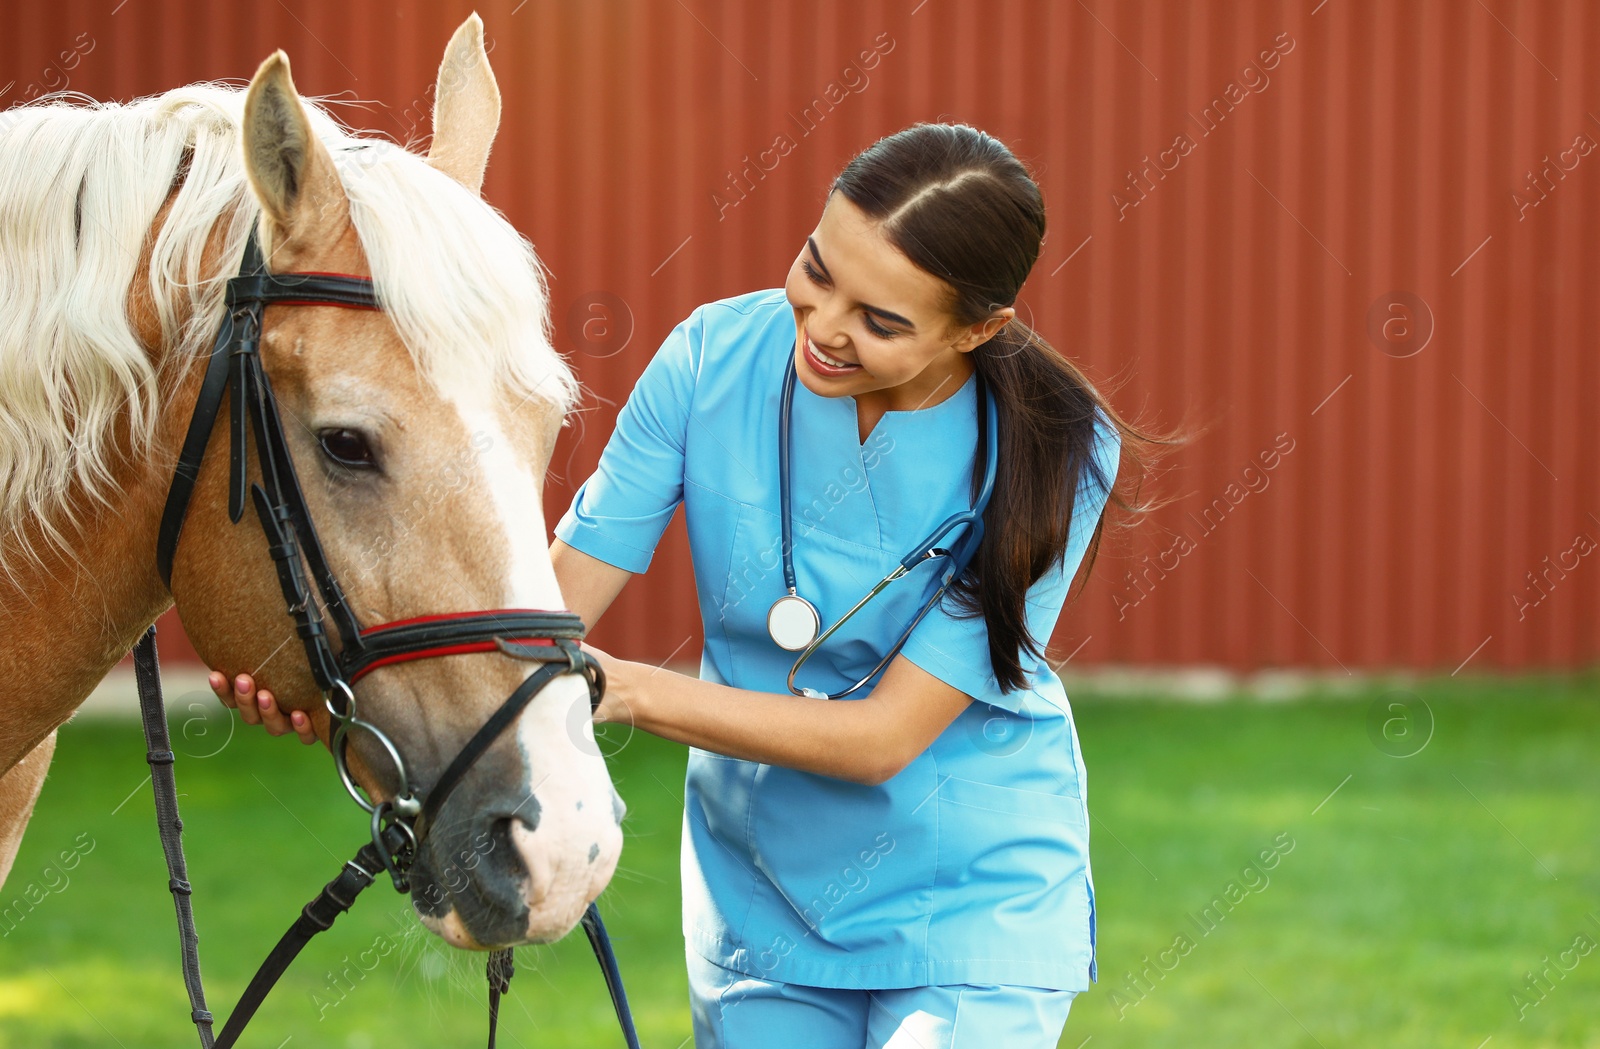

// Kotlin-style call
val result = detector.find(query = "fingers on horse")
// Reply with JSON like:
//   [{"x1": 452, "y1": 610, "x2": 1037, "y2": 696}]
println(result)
[
  {"x1": 233, "y1": 678, "x2": 286, "y2": 734},
  {"x1": 292, "y1": 711, "x2": 317, "y2": 746},
  {"x1": 210, "y1": 671, "x2": 313, "y2": 742},
  {"x1": 229, "y1": 675, "x2": 264, "y2": 726},
  {"x1": 208, "y1": 672, "x2": 230, "y2": 706},
  {"x1": 209, "y1": 668, "x2": 252, "y2": 716},
  {"x1": 253, "y1": 690, "x2": 316, "y2": 744},
  {"x1": 256, "y1": 691, "x2": 295, "y2": 737}
]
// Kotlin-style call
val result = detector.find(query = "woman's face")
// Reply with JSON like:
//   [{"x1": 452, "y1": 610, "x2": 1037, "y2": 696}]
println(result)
[{"x1": 784, "y1": 193, "x2": 1011, "y2": 410}]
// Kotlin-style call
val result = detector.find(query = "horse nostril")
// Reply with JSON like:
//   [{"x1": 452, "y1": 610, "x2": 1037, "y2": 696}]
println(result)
[
  {"x1": 610, "y1": 789, "x2": 626, "y2": 825},
  {"x1": 494, "y1": 814, "x2": 552, "y2": 907},
  {"x1": 489, "y1": 814, "x2": 521, "y2": 857}
]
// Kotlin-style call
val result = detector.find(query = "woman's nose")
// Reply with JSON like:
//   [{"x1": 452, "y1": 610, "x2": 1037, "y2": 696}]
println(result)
[{"x1": 806, "y1": 297, "x2": 850, "y2": 348}]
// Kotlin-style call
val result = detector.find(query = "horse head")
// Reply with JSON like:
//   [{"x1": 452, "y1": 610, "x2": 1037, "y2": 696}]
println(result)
[{"x1": 160, "y1": 18, "x2": 623, "y2": 949}]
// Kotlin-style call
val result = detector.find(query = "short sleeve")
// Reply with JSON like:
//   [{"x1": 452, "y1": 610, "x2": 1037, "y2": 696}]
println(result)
[
  {"x1": 554, "y1": 308, "x2": 705, "y2": 573},
  {"x1": 898, "y1": 413, "x2": 1122, "y2": 712}
]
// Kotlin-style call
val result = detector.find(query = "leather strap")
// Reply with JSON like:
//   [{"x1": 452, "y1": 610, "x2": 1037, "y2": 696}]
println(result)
[
  {"x1": 156, "y1": 309, "x2": 239, "y2": 588},
  {"x1": 235, "y1": 341, "x2": 364, "y2": 654},
  {"x1": 211, "y1": 835, "x2": 400, "y2": 1049},
  {"x1": 582, "y1": 904, "x2": 642, "y2": 1049},
  {"x1": 486, "y1": 948, "x2": 514, "y2": 1048},
  {"x1": 417, "y1": 656, "x2": 581, "y2": 841},
  {"x1": 134, "y1": 628, "x2": 217, "y2": 1048},
  {"x1": 344, "y1": 610, "x2": 586, "y2": 682},
  {"x1": 227, "y1": 270, "x2": 383, "y2": 312}
]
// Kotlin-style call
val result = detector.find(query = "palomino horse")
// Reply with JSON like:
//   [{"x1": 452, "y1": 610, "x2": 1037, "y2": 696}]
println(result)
[{"x1": 0, "y1": 17, "x2": 623, "y2": 951}]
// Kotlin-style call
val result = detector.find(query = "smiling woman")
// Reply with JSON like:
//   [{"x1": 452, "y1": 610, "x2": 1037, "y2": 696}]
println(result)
[{"x1": 548, "y1": 122, "x2": 1171, "y2": 1048}]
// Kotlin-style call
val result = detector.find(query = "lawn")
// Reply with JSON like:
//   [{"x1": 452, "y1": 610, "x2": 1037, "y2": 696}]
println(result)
[{"x1": 0, "y1": 673, "x2": 1596, "y2": 1048}]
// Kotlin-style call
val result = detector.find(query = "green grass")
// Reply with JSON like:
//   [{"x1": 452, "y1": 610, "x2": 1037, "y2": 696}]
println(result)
[{"x1": 1, "y1": 674, "x2": 1597, "y2": 1048}]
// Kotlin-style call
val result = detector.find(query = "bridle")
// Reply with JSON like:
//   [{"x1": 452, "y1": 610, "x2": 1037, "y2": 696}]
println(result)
[{"x1": 133, "y1": 225, "x2": 640, "y2": 1048}]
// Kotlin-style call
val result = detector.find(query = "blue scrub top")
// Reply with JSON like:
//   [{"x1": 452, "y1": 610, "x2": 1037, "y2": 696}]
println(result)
[{"x1": 556, "y1": 289, "x2": 1119, "y2": 992}]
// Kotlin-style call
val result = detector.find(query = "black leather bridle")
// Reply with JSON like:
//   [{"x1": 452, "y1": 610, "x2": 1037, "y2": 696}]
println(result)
[{"x1": 135, "y1": 226, "x2": 640, "y2": 1048}]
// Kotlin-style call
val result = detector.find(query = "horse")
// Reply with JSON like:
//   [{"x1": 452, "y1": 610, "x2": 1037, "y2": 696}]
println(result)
[{"x1": 0, "y1": 15, "x2": 625, "y2": 953}]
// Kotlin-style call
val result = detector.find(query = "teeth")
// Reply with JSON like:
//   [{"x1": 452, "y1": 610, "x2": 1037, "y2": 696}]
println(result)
[{"x1": 809, "y1": 338, "x2": 855, "y2": 369}]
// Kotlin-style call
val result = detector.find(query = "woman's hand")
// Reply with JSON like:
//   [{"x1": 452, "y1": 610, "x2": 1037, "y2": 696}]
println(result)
[
  {"x1": 208, "y1": 672, "x2": 319, "y2": 745},
  {"x1": 582, "y1": 643, "x2": 642, "y2": 727}
]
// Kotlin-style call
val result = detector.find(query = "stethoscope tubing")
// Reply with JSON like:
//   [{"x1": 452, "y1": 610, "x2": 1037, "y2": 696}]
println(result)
[{"x1": 775, "y1": 354, "x2": 999, "y2": 700}]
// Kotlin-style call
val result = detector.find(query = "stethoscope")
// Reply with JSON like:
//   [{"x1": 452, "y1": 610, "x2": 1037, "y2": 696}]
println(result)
[{"x1": 767, "y1": 356, "x2": 1000, "y2": 700}]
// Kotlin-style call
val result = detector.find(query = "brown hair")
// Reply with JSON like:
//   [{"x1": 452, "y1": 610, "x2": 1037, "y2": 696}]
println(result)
[{"x1": 833, "y1": 122, "x2": 1170, "y2": 692}]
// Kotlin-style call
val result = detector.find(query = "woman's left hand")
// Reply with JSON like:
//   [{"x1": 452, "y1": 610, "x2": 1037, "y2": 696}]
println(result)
[
  {"x1": 583, "y1": 642, "x2": 641, "y2": 727},
  {"x1": 209, "y1": 671, "x2": 320, "y2": 745}
]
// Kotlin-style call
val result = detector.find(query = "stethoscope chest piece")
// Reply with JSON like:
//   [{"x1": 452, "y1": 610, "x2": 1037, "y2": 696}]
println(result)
[{"x1": 767, "y1": 593, "x2": 821, "y2": 651}]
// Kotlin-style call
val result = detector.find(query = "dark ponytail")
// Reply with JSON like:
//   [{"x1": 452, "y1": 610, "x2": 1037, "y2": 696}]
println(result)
[{"x1": 833, "y1": 123, "x2": 1168, "y2": 692}]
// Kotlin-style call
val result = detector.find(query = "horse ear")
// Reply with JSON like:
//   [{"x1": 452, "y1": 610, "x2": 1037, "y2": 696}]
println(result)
[
  {"x1": 427, "y1": 13, "x2": 501, "y2": 195},
  {"x1": 241, "y1": 51, "x2": 350, "y2": 256}
]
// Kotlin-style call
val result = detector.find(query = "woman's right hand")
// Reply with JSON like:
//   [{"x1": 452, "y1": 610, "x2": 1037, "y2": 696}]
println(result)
[{"x1": 208, "y1": 672, "x2": 319, "y2": 745}]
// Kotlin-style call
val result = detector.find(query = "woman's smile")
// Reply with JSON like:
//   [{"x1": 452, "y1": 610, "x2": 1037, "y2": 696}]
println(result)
[{"x1": 800, "y1": 326, "x2": 863, "y2": 377}]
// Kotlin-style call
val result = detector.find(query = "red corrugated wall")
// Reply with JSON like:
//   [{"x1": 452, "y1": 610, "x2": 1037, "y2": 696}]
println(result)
[{"x1": 5, "y1": 0, "x2": 1594, "y2": 673}]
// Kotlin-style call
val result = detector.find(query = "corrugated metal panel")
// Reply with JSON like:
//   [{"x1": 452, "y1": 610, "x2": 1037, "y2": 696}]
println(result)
[{"x1": 5, "y1": 0, "x2": 1594, "y2": 672}]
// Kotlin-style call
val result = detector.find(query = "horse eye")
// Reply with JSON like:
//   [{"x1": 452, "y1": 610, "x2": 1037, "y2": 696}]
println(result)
[{"x1": 318, "y1": 428, "x2": 377, "y2": 469}]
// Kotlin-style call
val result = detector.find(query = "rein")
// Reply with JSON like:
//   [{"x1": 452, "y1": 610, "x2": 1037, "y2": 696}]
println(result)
[{"x1": 139, "y1": 227, "x2": 641, "y2": 1049}]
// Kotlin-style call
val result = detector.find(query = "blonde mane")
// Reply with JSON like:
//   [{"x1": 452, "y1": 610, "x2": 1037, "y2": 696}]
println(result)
[{"x1": 0, "y1": 85, "x2": 574, "y2": 576}]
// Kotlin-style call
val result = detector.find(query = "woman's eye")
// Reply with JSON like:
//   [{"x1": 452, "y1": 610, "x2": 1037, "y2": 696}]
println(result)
[
  {"x1": 864, "y1": 315, "x2": 897, "y2": 339},
  {"x1": 318, "y1": 428, "x2": 377, "y2": 470},
  {"x1": 801, "y1": 257, "x2": 896, "y2": 338}
]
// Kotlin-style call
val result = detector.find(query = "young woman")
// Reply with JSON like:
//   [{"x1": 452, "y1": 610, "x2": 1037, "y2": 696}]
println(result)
[{"x1": 219, "y1": 122, "x2": 1149, "y2": 1048}]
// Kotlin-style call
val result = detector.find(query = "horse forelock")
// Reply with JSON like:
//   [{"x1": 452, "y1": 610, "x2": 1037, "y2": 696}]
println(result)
[{"x1": 0, "y1": 84, "x2": 575, "y2": 580}]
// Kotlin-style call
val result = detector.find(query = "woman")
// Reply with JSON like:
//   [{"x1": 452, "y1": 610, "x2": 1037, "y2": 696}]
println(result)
[{"x1": 219, "y1": 122, "x2": 1150, "y2": 1048}]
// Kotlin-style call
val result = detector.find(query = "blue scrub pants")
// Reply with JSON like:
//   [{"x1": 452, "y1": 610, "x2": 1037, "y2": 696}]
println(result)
[{"x1": 687, "y1": 950, "x2": 1077, "y2": 1049}]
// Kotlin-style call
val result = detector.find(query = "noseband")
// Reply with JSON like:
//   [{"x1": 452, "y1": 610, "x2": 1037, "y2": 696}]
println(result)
[{"x1": 134, "y1": 227, "x2": 639, "y2": 1048}]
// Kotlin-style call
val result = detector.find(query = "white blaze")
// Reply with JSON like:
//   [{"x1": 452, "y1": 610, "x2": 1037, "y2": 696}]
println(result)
[
  {"x1": 440, "y1": 382, "x2": 622, "y2": 941},
  {"x1": 441, "y1": 383, "x2": 562, "y2": 612}
]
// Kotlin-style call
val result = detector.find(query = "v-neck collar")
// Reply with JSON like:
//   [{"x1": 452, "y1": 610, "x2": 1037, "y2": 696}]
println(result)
[
  {"x1": 787, "y1": 368, "x2": 981, "y2": 555},
  {"x1": 850, "y1": 366, "x2": 979, "y2": 445},
  {"x1": 793, "y1": 368, "x2": 980, "y2": 447}
]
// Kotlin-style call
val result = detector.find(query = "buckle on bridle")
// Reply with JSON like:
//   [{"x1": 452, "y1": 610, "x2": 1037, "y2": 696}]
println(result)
[{"x1": 369, "y1": 801, "x2": 418, "y2": 893}]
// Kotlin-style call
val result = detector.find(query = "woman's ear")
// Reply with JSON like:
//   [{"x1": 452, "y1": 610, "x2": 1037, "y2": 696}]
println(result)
[{"x1": 954, "y1": 306, "x2": 1016, "y2": 352}]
